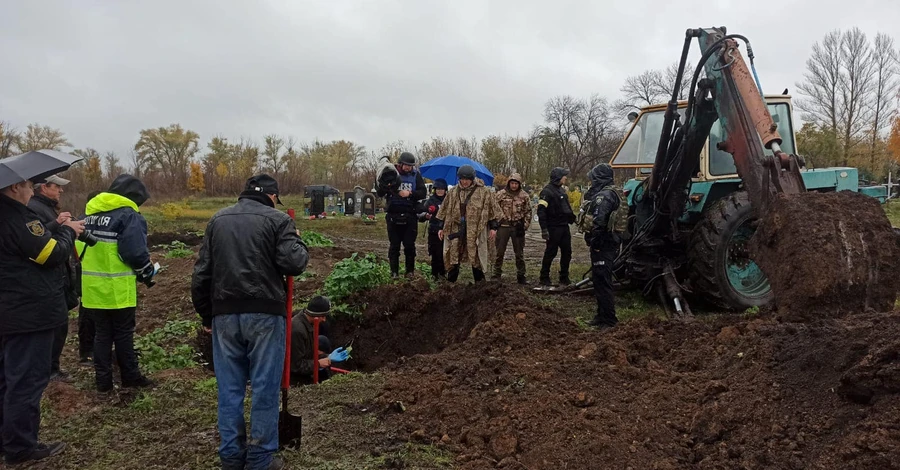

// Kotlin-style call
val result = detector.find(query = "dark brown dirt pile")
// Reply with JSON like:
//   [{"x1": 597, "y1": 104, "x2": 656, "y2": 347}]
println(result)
[
  {"x1": 752, "y1": 191, "x2": 899, "y2": 320},
  {"x1": 338, "y1": 283, "x2": 900, "y2": 469}
]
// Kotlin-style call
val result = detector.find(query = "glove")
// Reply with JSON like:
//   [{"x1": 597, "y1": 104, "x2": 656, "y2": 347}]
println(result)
[
  {"x1": 328, "y1": 347, "x2": 350, "y2": 363},
  {"x1": 541, "y1": 228, "x2": 549, "y2": 241}
]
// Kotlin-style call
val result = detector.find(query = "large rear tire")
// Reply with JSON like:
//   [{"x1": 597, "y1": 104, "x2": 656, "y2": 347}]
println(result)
[{"x1": 687, "y1": 191, "x2": 773, "y2": 310}]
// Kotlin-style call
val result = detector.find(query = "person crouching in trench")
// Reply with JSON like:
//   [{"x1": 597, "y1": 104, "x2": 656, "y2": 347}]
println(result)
[
  {"x1": 290, "y1": 295, "x2": 348, "y2": 385},
  {"x1": 436, "y1": 165, "x2": 501, "y2": 282}
]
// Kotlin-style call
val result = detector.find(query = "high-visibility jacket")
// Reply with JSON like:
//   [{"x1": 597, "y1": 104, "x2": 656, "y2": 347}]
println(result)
[{"x1": 80, "y1": 192, "x2": 151, "y2": 309}]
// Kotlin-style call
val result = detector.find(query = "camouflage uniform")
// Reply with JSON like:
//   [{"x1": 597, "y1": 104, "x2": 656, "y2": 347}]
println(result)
[{"x1": 493, "y1": 173, "x2": 532, "y2": 281}]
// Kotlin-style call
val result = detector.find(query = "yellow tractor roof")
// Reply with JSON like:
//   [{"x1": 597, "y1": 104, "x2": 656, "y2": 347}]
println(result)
[{"x1": 638, "y1": 94, "x2": 792, "y2": 113}]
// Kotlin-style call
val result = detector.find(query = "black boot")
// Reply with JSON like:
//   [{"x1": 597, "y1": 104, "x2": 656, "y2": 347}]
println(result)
[
  {"x1": 122, "y1": 375, "x2": 156, "y2": 389},
  {"x1": 517, "y1": 275, "x2": 527, "y2": 285},
  {"x1": 559, "y1": 274, "x2": 571, "y2": 286},
  {"x1": 539, "y1": 277, "x2": 551, "y2": 286},
  {"x1": 4, "y1": 442, "x2": 66, "y2": 465}
]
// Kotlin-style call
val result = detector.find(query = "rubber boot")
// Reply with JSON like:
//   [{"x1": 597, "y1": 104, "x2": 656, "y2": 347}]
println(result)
[{"x1": 517, "y1": 275, "x2": 527, "y2": 285}]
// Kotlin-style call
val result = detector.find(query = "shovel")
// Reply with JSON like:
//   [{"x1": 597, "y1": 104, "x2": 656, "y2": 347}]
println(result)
[{"x1": 279, "y1": 208, "x2": 303, "y2": 449}]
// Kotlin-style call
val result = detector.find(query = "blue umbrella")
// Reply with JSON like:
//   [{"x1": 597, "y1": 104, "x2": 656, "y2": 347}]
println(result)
[{"x1": 419, "y1": 155, "x2": 494, "y2": 186}]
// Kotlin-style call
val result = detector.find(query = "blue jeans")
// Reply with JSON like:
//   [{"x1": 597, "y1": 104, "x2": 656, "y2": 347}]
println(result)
[{"x1": 212, "y1": 314, "x2": 285, "y2": 470}]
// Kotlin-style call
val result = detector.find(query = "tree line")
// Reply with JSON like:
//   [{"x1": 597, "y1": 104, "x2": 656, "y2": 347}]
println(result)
[{"x1": 1, "y1": 26, "x2": 899, "y2": 202}]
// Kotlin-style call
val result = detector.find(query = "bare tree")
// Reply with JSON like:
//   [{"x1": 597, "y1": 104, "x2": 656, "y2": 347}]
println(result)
[
  {"x1": 619, "y1": 70, "x2": 663, "y2": 110},
  {"x1": 796, "y1": 30, "x2": 843, "y2": 132},
  {"x1": 655, "y1": 62, "x2": 696, "y2": 100},
  {"x1": 103, "y1": 151, "x2": 124, "y2": 180},
  {"x1": 0, "y1": 121, "x2": 19, "y2": 158},
  {"x1": 540, "y1": 95, "x2": 622, "y2": 179},
  {"x1": 839, "y1": 28, "x2": 876, "y2": 165},
  {"x1": 868, "y1": 33, "x2": 900, "y2": 171},
  {"x1": 262, "y1": 134, "x2": 287, "y2": 176}
]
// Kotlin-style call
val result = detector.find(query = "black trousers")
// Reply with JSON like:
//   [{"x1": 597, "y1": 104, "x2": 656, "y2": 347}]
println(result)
[
  {"x1": 447, "y1": 265, "x2": 486, "y2": 283},
  {"x1": 540, "y1": 225, "x2": 572, "y2": 281},
  {"x1": 78, "y1": 303, "x2": 95, "y2": 359},
  {"x1": 50, "y1": 323, "x2": 68, "y2": 374},
  {"x1": 88, "y1": 307, "x2": 142, "y2": 388},
  {"x1": 0, "y1": 328, "x2": 54, "y2": 459},
  {"x1": 427, "y1": 230, "x2": 446, "y2": 278},
  {"x1": 386, "y1": 214, "x2": 418, "y2": 275},
  {"x1": 590, "y1": 237, "x2": 618, "y2": 326}
]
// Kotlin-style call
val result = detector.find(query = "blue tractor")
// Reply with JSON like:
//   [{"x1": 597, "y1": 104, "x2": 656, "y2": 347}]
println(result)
[{"x1": 604, "y1": 27, "x2": 890, "y2": 313}]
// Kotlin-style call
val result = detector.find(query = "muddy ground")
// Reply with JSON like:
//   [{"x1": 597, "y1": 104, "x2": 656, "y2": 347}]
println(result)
[{"x1": 36, "y1": 228, "x2": 900, "y2": 469}]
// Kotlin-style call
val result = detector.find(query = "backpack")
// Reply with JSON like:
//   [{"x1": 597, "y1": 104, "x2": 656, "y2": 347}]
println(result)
[{"x1": 576, "y1": 185, "x2": 627, "y2": 236}]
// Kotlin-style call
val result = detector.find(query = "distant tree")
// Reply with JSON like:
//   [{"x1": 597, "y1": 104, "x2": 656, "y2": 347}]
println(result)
[
  {"x1": 73, "y1": 148, "x2": 103, "y2": 186},
  {"x1": 867, "y1": 33, "x2": 900, "y2": 175},
  {"x1": 16, "y1": 123, "x2": 71, "y2": 152},
  {"x1": 103, "y1": 151, "x2": 124, "y2": 180},
  {"x1": 796, "y1": 28, "x2": 880, "y2": 167},
  {"x1": 0, "y1": 121, "x2": 20, "y2": 158},
  {"x1": 889, "y1": 116, "x2": 900, "y2": 165},
  {"x1": 796, "y1": 123, "x2": 842, "y2": 169},
  {"x1": 134, "y1": 124, "x2": 200, "y2": 186},
  {"x1": 480, "y1": 135, "x2": 507, "y2": 176},
  {"x1": 188, "y1": 162, "x2": 205, "y2": 192},
  {"x1": 262, "y1": 134, "x2": 290, "y2": 176}
]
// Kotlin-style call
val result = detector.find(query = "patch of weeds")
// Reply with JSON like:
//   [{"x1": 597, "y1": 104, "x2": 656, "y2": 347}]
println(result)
[
  {"x1": 323, "y1": 253, "x2": 392, "y2": 311},
  {"x1": 743, "y1": 305, "x2": 760, "y2": 316},
  {"x1": 129, "y1": 392, "x2": 154, "y2": 412},
  {"x1": 301, "y1": 230, "x2": 335, "y2": 247},
  {"x1": 135, "y1": 320, "x2": 199, "y2": 373},
  {"x1": 193, "y1": 377, "x2": 218, "y2": 395},
  {"x1": 162, "y1": 240, "x2": 194, "y2": 258}
]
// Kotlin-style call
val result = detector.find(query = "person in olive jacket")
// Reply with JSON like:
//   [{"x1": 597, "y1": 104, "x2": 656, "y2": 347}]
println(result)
[
  {"x1": 192, "y1": 174, "x2": 309, "y2": 470},
  {"x1": 1, "y1": 178, "x2": 85, "y2": 465}
]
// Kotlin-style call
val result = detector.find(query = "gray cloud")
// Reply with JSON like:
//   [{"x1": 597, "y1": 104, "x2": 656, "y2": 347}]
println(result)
[{"x1": 1, "y1": 0, "x2": 898, "y2": 161}]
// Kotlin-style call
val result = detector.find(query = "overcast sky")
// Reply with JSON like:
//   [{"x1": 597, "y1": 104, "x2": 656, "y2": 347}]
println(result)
[{"x1": 1, "y1": 0, "x2": 898, "y2": 163}]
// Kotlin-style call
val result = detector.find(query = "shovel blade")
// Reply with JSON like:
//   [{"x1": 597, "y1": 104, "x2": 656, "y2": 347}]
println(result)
[{"x1": 278, "y1": 411, "x2": 303, "y2": 449}]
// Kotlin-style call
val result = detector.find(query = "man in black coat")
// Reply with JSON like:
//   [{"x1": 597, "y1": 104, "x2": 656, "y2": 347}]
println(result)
[
  {"x1": 27, "y1": 174, "x2": 77, "y2": 382},
  {"x1": 0, "y1": 178, "x2": 85, "y2": 465},
  {"x1": 581, "y1": 163, "x2": 621, "y2": 329},
  {"x1": 537, "y1": 168, "x2": 576, "y2": 286},
  {"x1": 192, "y1": 174, "x2": 309, "y2": 470},
  {"x1": 376, "y1": 152, "x2": 427, "y2": 278},
  {"x1": 418, "y1": 178, "x2": 447, "y2": 280}
]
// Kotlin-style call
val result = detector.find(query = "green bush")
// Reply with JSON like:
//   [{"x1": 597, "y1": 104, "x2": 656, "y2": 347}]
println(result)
[
  {"x1": 323, "y1": 253, "x2": 392, "y2": 302},
  {"x1": 301, "y1": 231, "x2": 334, "y2": 248}
]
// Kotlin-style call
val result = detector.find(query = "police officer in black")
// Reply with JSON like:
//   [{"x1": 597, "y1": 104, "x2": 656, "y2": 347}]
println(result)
[
  {"x1": 27, "y1": 175, "x2": 77, "y2": 382},
  {"x1": 1, "y1": 178, "x2": 85, "y2": 465},
  {"x1": 376, "y1": 152, "x2": 426, "y2": 278},
  {"x1": 537, "y1": 167, "x2": 575, "y2": 286},
  {"x1": 582, "y1": 163, "x2": 621, "y2": 329}
]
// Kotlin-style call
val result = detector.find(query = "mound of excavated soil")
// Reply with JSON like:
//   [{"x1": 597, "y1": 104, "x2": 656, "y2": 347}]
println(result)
[
  {"x1": 332, "y1": 283, "x2": 900, "y2": 469},
  {"x1": 752, "y1": 191, "x2": 899, "y2": 320}
]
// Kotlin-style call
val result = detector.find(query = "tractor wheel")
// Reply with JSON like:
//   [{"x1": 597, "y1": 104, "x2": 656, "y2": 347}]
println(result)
[{"x1": 687, "y1": 191, "x2": 773, "y2": 311}]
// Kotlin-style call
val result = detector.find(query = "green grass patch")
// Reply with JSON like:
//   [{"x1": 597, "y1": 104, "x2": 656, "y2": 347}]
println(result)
[
  {"x1": 161, "y1": 240, "x2": 194, "y2": 258},
  {"x1": 134, "y1": 320, "x2": 199, "y2": 373}
]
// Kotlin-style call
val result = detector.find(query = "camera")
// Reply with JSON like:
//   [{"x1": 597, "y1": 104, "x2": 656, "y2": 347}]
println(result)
[{"x1": 79, "y1": 230, "x2": 99, "y2": 247}]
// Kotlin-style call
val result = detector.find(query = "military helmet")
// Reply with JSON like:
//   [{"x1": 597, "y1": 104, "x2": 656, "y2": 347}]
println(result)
[
  {"x1": 457, "y1": 164, "x2": 476, "y2": 180},
  {"x1": 398, "y1": 152, "x2": 416, "y2": 166}
]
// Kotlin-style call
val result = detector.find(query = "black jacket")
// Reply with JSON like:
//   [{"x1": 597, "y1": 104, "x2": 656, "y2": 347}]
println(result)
[
  {"x1": 582, "y1": 168, "x2": 620, "y2": 248},
  {"x1": 419, "y1": 193, "x2": 446, "y2": 233},
  {"x1": 537, "y1": 183, "x2": 575, "y2": 229},
  {"x1": 28, "y1": 194, "x2": 79, "y2": 309},
  {"x1": 0, "y1": 193, "x2": 76, "y2": 334},
  {"x1": 290, "y1": 313, "x2": 319, "y2": 383},
  {"x1": 192, "y1": 193, "x2": 309, "y2": 327},
  {"x1": 376, "y1": 167, "x2": 426, "y2": 214}
]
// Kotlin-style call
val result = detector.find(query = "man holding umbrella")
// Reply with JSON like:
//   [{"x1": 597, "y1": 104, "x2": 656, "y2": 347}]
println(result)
[
  {"x1": 0, "y1": 150, "x2": 85, "y2": 464},
  {"x1": 376, "y1": 152, "x2": 426, "y2": 279}
]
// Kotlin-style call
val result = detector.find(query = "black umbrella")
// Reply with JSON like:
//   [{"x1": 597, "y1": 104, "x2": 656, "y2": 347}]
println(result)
[{"x1": 0, "y1": 149, "x2": 83, "y2": 188}]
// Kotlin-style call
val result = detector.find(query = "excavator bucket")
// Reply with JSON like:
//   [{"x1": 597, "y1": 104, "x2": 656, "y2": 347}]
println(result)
[{"x1": 751, "y1": 191, "x2": 899, "y2": 317}]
